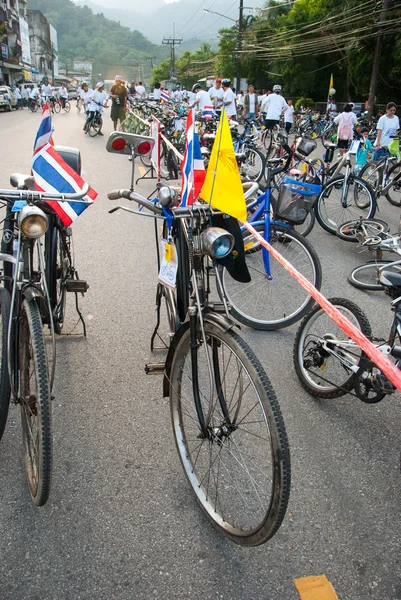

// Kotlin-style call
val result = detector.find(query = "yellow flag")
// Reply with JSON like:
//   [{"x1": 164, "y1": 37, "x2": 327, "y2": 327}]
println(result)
[
  {"x1": 328, "y1": 73, "x2": 334, "y2": 95},
  {"x1": 200, "y1": 109, "x2": 247, "y2": 221}
]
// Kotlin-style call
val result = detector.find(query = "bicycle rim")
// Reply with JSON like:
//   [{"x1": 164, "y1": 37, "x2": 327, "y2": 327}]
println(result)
[
  {"x1": 169, "y1": 322, "x2": 291, "y2": 546},
  {"x1": 19, "y1": 299, "x2": 52, "y2": 506},
  {"x1": 316, "y1": 176, "x2": 375, "y2": 234},
  {"x1": 221, "y1": 224, "x2": 321, "y2": 330},
  {"x1": 240, "y1": 148, "x2": 264, "y2": 182},
  {"x1": 348, "y1": 260, "x2": 401, "y2": 290},
  {"x1": 0, "y1": 287, "x2": 11, "y2": 442},
  {"x1": 385, "y1": 164, "x2": 401, "y2": 207},
  {"x1": 294, "y1": 298, "x2": 371, "y2": 398},
  {"x1": 336, "y1": 218, "x2": 389, "y2": 242}
]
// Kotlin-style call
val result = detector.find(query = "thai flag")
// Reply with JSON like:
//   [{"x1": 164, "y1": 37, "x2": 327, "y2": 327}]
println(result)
[
  {"x1": 32, "y1": 144, "x2": 97, "y2": 226},
  {"x1": 180, "y1": 108, "x2": 205, "y2": 206},
  {"x1": 161, "y1": 89, "x2": 170, "y2": 102},
  {"x1": 33, "y1": 102, "x2": 53, "y2": 154},
  {"x1": 202, "y1": 105, "x2": 214, "y2": 119}
]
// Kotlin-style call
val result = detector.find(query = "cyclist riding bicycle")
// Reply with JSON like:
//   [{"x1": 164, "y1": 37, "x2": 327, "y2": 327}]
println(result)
[
  {"x1": 58, "y1": 84, "x2": 69, "y2": 109},
  {"x1": 260, "y1": 84, "x2": 288, "y2": 130},
  {"x1": 84, "y1": 81, "x2": 108, "y2": 136},
  {"x1": 79, "y1": 82, "x2": 93, "y2": 112}
]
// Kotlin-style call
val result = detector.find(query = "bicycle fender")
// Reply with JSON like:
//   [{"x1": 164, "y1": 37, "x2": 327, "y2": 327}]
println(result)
[
  {"x1": 162, "y1": 313, "x2": 235, "y2": 398},
  {"x1": 22, "y1": 286, "x2": 51, "y2": 323}
]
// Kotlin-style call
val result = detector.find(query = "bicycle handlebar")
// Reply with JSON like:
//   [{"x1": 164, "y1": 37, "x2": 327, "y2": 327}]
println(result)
[{"x1": 0, "y1": 183, "x2": 91, "y2": 203}]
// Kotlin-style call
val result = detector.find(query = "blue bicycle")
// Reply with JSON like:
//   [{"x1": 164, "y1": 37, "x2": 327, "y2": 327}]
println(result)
[{"x1": 218, "y1": 152, "x2": 323, "y2": 330}]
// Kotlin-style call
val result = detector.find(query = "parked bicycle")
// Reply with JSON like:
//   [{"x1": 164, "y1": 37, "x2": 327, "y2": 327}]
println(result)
[
  {"x1": 106, "y1": 131, "x2": 291, "y2": 546},
  {"x1": 358, "y1": 137, "x2": 401, "y2": 207}
]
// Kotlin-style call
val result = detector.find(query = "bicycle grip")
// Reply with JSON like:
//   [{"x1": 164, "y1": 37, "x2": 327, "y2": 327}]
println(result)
[{"x1": 107, "y1": 189, "x2": 122, "y2": 200}]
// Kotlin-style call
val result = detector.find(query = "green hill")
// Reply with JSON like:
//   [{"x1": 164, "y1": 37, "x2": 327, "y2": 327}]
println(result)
[{"x1": 27, "y1": 0, "x2": 167, "y2": 82}]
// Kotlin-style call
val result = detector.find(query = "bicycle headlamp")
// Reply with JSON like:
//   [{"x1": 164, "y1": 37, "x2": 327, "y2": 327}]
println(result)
[
  {"x1": 201, "y1": 227, "x2": 234, "y2": 259},
  {"x1": 19, "y1": 205, "x2": 48, "y2": 238},
  {"x1": 158, "y1": 186, "x2": 179, "y2": 208}
]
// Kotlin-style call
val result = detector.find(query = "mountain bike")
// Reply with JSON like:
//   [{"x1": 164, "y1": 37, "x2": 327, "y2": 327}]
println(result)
[
  {"x1": 0, "y1": 181, "x2": 89, "y2": 505},
  {"x1": 106, "y1": 131, "x2": 291, "y2": 546},
  {"x1": 218, "y1": 145, "x2": 322, "y2": 331},
  {"x1": 293, "y1": 282, "x2": 401, "y2": 402}
]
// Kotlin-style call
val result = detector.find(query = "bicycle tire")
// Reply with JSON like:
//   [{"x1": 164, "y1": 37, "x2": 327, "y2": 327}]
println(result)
[
  {"x1": 358, "y1": 160, "x2": 383, "y2": 193},
  {"x1": 315, "y1": 175, "x2": 376, "y2": 235},
  {"x1": 30, "y1": 102, "x2": 38, "y2": 113},
  {"x1": 169, "y1": 321, "x2": 291, "y2": 546},
  {"x1": 0, "y1": 287, "x2": 11, "y2": 442},
  {"x1": 77, "y1": 102, "x2": 81, "y2": 114},
  {"x1": 336, "y1": 218, "x2": 390, "y2": 242},
  {"x1": 385, "y1": 162, "x2": 401, "y2": 207},
  {"x1": 89, "y1": 116, "x2": 102, "y2": 137},
  {"x1": 293, "y1": 208, "x2": 316, "y2": 237},
  {"x1": 53, "y1": 101, "x2": 61, "y2": 114},
  {"x1": 19, "y1": 298, "x2": 52, "y2": 506},
  {"x1": 321, "y1": 126, "x2": 337, "y2": 147},
  {"x1": 239, "y1": 147, "x2": 265, "y2": 183},
  {"x1": 64, "y1": 101, "x2": 71, "y2": 113},
  {"x1": 293, "y1": 297, "x2": 371, "y2": 398},
  {"x1": 347, "y1": 260, "x2": 401, "y2": 291},
  {"x1": 47, "y1": 224, "x2": 69, "y2": 334},
  {"x1": 219, "y1": 223, "x2": 322, "y2": 330}
]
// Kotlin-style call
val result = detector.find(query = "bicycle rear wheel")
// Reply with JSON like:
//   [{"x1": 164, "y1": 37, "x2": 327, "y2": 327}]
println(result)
[
  {"x1": 336, "y1": 218, "x2": 389, "y2": 242},
  {"x1": 0, "y1": 287, "x2": 11, "y2": 442},
  {"x1": 385, "y1": 162, "x2": 401, "y2": 207},
  {"x1": 219, "y1": 223, "x2": 322, "y2": 330},
  {"x1": 315, "y1": 175, "x2": 376, "y2": 235},
  {"x1": 358, "y1": 161, "x2": 383, "y2": 192},
  {"x1": 348, "y1": 260, "x2": 401, "y2": 290},
  {"x1": 294, "y1": 297, "x2": 371, "y2": 398},
  {"x1": 19, "y1": 298, "x2": 52, "y2": 506},
  {"x1": 64, "y1": 101, "x2": 71, "y2": 113},
  {"x1": 53, "y1": 101, "x2": 61, "y2": 114},
  {"x1": 169, "y1": 321, "x2": 291, "y2": 546},
  {"x1": 239, "y1": 147, "x2": 265, "y2": 183}
]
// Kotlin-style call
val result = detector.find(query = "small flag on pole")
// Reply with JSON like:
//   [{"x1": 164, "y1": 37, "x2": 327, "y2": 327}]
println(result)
[
  {"x1": 161, "y1": 89, "x2": 170, "y2": 102},
  {"x1": 33, "y1": 102, "x2": 53, "y2": 154},
  {"x1": 180, "y1": 108, "x2": 206, "y2": 206},
  {"x1": 200, "y1": 108, "x2": 247, "y2": 221},
  {"x1": 32, "y1": 107, "x2": 97, "y2": 226}
]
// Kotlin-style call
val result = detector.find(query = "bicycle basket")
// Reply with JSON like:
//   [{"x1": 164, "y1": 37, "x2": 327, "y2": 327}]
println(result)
[
  {"x1": 295, "y1": 137, "x2": 317, "y2": 156},
  {"x1": 275, "y1": 177, "x2": 322, "y2": 224}
]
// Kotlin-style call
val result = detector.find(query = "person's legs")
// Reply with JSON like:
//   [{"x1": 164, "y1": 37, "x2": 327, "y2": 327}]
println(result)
[{"x1": 285, "y1": 121, "x2": 291, "y2": 134}]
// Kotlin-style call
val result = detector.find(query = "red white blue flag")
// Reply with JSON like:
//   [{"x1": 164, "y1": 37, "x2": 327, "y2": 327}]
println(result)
[
  {"x1": 33, "y1": 102, "x2": 53, "y2": 154},
  {"x1": 180, "y1": 108, "x2": 205, "y2": 206},
  {"x1": 32, "y1": 144, "x2": 97, "y2": 226},
  {"x1": 161, "y1": 89, "x2": 170, "y2": 102}
]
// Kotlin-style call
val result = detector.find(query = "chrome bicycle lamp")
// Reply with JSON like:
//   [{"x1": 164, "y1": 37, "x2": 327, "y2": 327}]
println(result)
[
  {"x1": 19, "y1": 205, "x2": 48, "y2": 238},
  {"x1": 201, "y1": 227, "x2": 234, "y2": 259},
  {"x1": 158, "y1": 186, "x2": 179, "y2": 208}
]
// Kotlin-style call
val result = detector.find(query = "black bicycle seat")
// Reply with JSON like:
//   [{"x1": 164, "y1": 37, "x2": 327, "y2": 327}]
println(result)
[{"x1": 379, "y1": 269, "x2": 401, "y2": 289}]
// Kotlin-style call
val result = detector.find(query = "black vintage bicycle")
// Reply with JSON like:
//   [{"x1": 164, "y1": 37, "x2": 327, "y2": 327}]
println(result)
[
  {"x1": 107, "y1": 131, "x2": 291, "y2": 546},
  {"x1": 0, "y1": 180, "x2": 89, "y2": 505}
]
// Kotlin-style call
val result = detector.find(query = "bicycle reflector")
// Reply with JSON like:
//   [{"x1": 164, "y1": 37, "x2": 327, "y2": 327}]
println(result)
[
  {"x1": 137, "y1": 141, "x2": 151, "y2": 155},
  {"x1": 106, "y1": 132, "x2": 155, "y2": 157},
  {"x1": 19, "y1": 205, "x2": 48, "y2": 238},
  {"x1": 201, "y1": 227, "x2": 234, "y2": 259},
  {"x1": 111, "y1": 137, "x2": 126, "y2": 151}
]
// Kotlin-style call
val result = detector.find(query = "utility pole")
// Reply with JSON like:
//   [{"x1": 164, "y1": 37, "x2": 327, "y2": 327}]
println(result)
[
  {"x1": 367, "y1": 0, "x2": 389, "y2": 120},
  {"x1": 162, "y1": 23, "x2": 183, "y2": 79},
  {"x1": 236, "y1": 0, "x2": 244, "y2": 93}
]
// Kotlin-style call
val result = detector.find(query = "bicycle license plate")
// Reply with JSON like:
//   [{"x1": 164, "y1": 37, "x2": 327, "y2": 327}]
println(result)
[
  {"x1": 11, "y1": 200, "x2": 27, "y2": 212},
  {"x1": 158, "y1": 239, "x2": 178, "y2": 289}
]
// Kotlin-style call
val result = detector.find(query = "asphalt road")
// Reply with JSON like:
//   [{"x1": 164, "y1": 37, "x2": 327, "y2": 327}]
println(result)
[{"x1": 0, "y1": 106, "x2": 400, "y2": 600}]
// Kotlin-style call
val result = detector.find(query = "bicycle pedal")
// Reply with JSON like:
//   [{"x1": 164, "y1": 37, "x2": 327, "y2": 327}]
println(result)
[
  {"x1": 65, "y1": 279, "x2": 89, "y2": 293},
  {"x1": 145, "y1": 362, "x2": 165, "y2": 375}
]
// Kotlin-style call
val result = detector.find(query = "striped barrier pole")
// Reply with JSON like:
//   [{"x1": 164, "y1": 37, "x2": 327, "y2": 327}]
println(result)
[{"x1": 242, "y1": 220, "x2": 401, "y2": 391}]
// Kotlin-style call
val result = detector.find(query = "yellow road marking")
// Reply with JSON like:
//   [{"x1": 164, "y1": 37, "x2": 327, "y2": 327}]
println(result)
[
  {"x1": 138, "y1": 166, "x2": 146, "y2": 176},
  {"x1": 294, "y1": 575, "x2": 338, "y2": 600}
]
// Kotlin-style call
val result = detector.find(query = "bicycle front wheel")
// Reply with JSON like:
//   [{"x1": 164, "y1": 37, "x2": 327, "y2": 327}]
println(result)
[
  {"x1": 64, "y1": 101, "x2": 71, "y2": 113},
  {"x1": 89, "y1": 116, "x2": 102, "y2": 137},
  {"x1": 358, "y1": 160, "x2": 383, "y2": 193},
  {"x1": 336, "y1": 218, "x2": 389, "y2": 242},
  {"x1": 53, "y1": 101, "x2": 61, "y2": 114},
  {"x1": 294, "y1": 298, "x2": 371, "y2": 398},
  {"x1": 385, "y1": 162, "x2": 401, "y2": 207},
  {"x1": 169, "y1": 321, "x2": 291, "y2": 546},
  {"x1": 19, "y1": 298, "x2": 52, "y2": 506},
  {"x1": 315, "y1": 175, "x2": 376, "y2": 235},
  {"x1": 239, "y1": 147, "x2": 265, "y2": 182},
  {"x1": 0, "y1": 287, "x2": 11, "y2": 442},
  {"x1": 220, "y1": 224, "x2": 322, "y2": 330},
  {"x1": 348, "y1": 260, "x2": 401, "y2": 291}
]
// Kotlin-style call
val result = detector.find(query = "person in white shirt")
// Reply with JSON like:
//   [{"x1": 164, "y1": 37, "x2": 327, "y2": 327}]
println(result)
[
  {"x1": 41, "y1": 80, "x2": 53, "y2": 101},
  {"x1": 284, "y1": 98, "x2": 294, "y2": 134},
  {"x1": 209, "y1": 78, "x2": 224, "y2": 114},
  {"x1": 374, "y1": 102, "x2": 400, "y2": 161},
  {"x1": 152, "y1": 82, "x2": 161, "y2": 101},
  {"x1": 15, "y1": 86, "x2": 22, "y2": 109},
  {"x1": 260, "y1": 84, "x2": 288, "y2": 130},
  {"x1": 80, "y1": 83, "x2": 93, "y2": 112},
  {"x1": 85, "y1": 82, "x2": 108, "y2": 136},
  {"x1": 194, "y1": 83, "x2": 214, "y2": 117},
  {"x1": 187, "y1": 88, "x2": 196, "y2": 106},
  {"x1": 58, "y1": 84, "x2": 68, "y2": 109},
  {"x1": 135, "y1": 81, "x2": 146, "y2": 98},
  {"x1": 182, "y1": 88, "x2": 188, "y2": 101},
  {"x1": 334, "y1": 103, "x2": 358, "y2": 156},
  {"x1": 222, "y1": 79, "x2": 237, "y2": 118}
]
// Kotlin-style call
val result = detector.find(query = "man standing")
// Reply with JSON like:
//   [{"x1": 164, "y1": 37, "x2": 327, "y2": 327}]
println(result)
[
  {"x1": 110, "y1": 75, "x2": 128, "y2": 131},
  {"x1": 135, "y1": 81, "x2": 146, "y2": 98},
  {"x1": 222, "y1": 79, "x2": 237, "y2": 119},
  {"x1": 193, "y1": 83, "x2": 213, "y2": 117},
  {"x1": 209, "y1": 78, "x2": 224, "y2": 115},
  {"x1": 243, "y1": 84, "x2": 258, "y2": 121},
  {"x1": 260, "y1": 84, "x2": 287, "y2": 130}
]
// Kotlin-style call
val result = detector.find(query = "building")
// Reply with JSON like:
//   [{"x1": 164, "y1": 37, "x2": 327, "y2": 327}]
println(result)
[
  {"x1": 0, "y1": 0, "x2": 24, "y2": 85},
  {"x1": 27, "y1": 10, "x2": 55, "y2": 82}
]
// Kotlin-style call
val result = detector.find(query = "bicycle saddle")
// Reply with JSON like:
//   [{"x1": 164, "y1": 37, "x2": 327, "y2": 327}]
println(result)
[
  {"x1": 379, "y1": 269, "x2": 401, "y2": 289},
  {"x1": 10, "y1": 173, "x2": 35, "y2": 190}
]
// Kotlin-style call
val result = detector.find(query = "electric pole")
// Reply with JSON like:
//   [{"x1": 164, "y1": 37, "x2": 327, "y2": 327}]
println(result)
[
  {"x1": 236, "y1": 0, "x2": 244, "y2": 92},
  {"x1": 367, "y1": 0, "x2": 389, "y2": 120},
  {"x1": 162, "y1": 23, "x2": 183, "y2": 79}
]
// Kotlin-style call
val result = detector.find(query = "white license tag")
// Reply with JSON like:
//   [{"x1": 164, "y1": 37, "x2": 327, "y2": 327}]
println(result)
[
  {"x1": 349, "y1": 140, "x2": 360, "y2": 155},
  {"x1": 158, "y1": 239, "x2": 178, "y2": 289}
]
